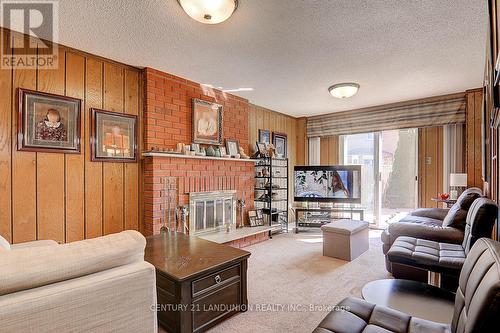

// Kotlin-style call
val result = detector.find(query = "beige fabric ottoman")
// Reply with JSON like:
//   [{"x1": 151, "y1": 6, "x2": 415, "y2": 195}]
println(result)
[{"x1": 321, "y1": 219, "x2": 369, "y2": 261}]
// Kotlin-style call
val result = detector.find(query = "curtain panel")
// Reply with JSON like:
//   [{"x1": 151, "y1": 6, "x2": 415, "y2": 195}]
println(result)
[{"x1": 307, "y1": 92, "x2": 466, "y2": 137}]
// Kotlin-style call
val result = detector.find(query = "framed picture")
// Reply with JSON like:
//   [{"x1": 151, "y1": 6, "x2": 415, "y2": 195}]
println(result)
[
  {"x1": 256, "y1": 142, "x2": 267, "y2": 157},
  {"x1": 272, "y1": 132, "x2": 287, "y2": 158},
  {"x1": 18, "y1": 88, "x2": 81, "y2": 153},
  {"x1": 192, "y1": 99, "x2": 223, "y2": 145},
  {"x1": 248, "y1": 209, "x2": 264, "y2": 227},
  {"x1": 259, "y1": 129, "x2": 270, "y2": 145},
  {"x1": 90, "y1": 108, "x2": 137, "y2": 162},
  {"x1": 225, "y1": 139, "x2": 239, "y2": 156}
]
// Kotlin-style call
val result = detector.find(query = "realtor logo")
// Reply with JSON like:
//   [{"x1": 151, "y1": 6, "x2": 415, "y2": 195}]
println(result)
[{"x1": 1, "y1": 0, "x2": 58, "y2": 69}]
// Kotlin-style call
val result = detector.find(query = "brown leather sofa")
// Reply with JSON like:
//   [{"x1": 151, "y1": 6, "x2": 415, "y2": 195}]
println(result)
[
  {"x1": 381, "y1": 188, "x2": 482, "y2": 282},
  {"x1": 313, "y1": 238, "x2": 500, "y2": 333}
]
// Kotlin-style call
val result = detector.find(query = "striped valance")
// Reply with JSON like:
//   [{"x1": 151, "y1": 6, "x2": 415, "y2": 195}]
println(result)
[{"x1": 307, "y1": 92, "x2": 467, "y2": 137}]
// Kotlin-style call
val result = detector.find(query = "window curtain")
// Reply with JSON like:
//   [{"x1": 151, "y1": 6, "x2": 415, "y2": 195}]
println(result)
[
  {"x1": 308, "y1": 137, "x2": 320, "y2": 165},
  {"x1": 443, "y1": 124, "x2": 465, "y2": 192},
  {"x1": 307, "y1": 93, "x2": 466, "y2": 137}
]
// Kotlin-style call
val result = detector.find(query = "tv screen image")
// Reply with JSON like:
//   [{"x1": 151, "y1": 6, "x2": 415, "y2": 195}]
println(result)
[{"x1": 294, "y1": 166, "x2": 361, "y2": 203}]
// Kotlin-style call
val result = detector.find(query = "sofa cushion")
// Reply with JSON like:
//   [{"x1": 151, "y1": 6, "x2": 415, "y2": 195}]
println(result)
[
  {"x1": 387, "y1": 236, "x2": 465, "y2": 273},
  {"x1": 442, "y1": 188, "x2": 482, "y2": 229},
  {"x1": 0, "y1": 230, "x2": 146, "y2": 296},
  {"x1": 313, "y1": 297, "x2": 450, "y2": 333},
  {"x1": 0, "y1": 234, "x2": 10, "y2": 251}
]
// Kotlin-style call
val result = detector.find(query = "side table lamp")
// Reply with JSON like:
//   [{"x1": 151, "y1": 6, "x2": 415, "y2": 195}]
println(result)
[{"x1": 449, "y1": 173, "x2": 467, "y2": 200}]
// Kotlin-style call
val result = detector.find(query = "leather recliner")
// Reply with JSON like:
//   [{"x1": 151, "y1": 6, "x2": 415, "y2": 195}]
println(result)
[
  {"x1": 313, "y1": 237, "x2": 500, "y2": 333},
  {"x1": 381, "y1": 188, "x2": 482, "y2": 282},
  {"x1": 386, "y1": 198, "x2": 498, "y2": 285}
]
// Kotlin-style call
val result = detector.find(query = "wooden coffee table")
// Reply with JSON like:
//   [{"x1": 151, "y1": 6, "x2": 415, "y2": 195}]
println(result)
[
  {"x1": 145, "y1": 232, "x2": 250, "y2": 333},
  {"x1": 362, "y1": 279, "x2": 455, "y2": 323}
]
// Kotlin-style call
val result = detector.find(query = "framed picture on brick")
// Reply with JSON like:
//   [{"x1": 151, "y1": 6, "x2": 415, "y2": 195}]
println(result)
[{"x1": 192, "y1": 99, "x2": 223, "y2": 145}]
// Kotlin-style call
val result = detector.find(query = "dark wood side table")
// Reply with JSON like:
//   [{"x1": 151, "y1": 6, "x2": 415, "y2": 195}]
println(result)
[
  {"x1": 145, "y1": 232, "x2": 250, "y2": 333},
  {"x1": 361, "y1": 279, "x2": 455, "y2": 323}
]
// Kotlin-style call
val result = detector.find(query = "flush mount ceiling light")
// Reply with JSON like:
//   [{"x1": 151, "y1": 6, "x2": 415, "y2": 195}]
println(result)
[
  {"x1": 328, "y1": 83, "x2": 360, "y2": 99},
  {"x1": 178, "y1": 0, "x2": 238, "y2": 24}
]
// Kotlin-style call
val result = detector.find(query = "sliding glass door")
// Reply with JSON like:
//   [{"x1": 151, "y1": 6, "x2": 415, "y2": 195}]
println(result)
[{"x1": 341, "y1": 129, "x2": 417, "y2": 227}]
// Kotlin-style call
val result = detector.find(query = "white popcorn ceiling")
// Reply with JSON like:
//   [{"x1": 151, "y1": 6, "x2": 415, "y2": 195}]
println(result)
[{"x1": 53, "y1": 0, "x2": 486, "y2": 117}]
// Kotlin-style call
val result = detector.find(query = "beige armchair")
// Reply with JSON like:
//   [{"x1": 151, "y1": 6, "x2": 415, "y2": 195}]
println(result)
[{"x1": 0, "y1": 231, "x2": 157, "y2": 333}]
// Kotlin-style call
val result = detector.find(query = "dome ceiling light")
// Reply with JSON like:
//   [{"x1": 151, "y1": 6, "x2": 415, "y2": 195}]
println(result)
[
  {"x1": 178, "y1": 0, "x2": 238, "y2": 24},
  {"x1": 328, "y1": 83, "x2": 360, "y2": 99}
]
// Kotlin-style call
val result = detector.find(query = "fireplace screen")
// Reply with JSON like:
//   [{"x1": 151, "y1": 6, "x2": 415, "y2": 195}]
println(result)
[{"x1": 189, "y1": 191, "x2": 236, "y2": 235}]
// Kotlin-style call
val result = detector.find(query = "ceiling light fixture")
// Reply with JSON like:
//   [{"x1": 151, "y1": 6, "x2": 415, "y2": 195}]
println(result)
[
  {"x1": 178, "y1": 0, "x2": 238, "y2": 24},
  {"x1": 328, "y1": 83, "x2": 360, "y2": 99}
]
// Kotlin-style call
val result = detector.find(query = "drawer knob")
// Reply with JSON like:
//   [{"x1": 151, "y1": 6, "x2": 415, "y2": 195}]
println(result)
[{"x1": 214, "y1": 275, "x2": 222, "y2": 284}]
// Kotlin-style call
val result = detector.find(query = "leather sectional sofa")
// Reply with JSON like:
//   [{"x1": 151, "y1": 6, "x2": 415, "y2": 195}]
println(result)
[{"x1": 381, "y1": 188, "x2": 482, "y2": 283}]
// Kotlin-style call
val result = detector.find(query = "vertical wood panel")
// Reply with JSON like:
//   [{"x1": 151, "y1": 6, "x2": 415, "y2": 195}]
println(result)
[
  {"x1": 473, "y1": 91, "x2": 483, "y2": 187},
  {"x1": 11, "y1": 34, "x2": 37, "y2": 243},
  {"x1": 124, "y1": 69, "x2": 139, "y2": 231},
  {"x1": 103, "y1": 63, "x2": 124, "y2": 235},
  {"x1": 418, "y1": 127, "x2": 444, "y2": 208},
  {"x1": 85, "y1": 58, "x2": 104, "y2": 238},
  {"x1": 65, "y1": 52, "x2": 85, "y2": 242},
  {"x1": 0, "y1": 29, "x2": 12, "y2": 242},
  {"x1": 36, "y1": 47, "x2": 66, "y2": 242}
]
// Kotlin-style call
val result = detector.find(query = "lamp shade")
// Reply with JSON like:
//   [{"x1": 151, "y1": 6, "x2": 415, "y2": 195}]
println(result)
[
  {"x1": 178, "y1": 0, "x2": 238, "y2": 24},
  {"x1": 449, "y1": 173, "x2": 467, "y2": 187}
]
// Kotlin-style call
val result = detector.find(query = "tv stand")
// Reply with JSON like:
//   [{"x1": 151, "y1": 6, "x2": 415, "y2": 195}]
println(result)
[{"x1": 293, "y1": 206, "x2": 365, "y2": 233}]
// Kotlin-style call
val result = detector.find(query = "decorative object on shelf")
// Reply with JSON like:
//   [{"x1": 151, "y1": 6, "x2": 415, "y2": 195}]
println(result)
[
  {"x1": 178, "y1": 0, "x2": 238, "y2": 25},
  {"x1": 449, "y1": 173, "x2": 467, "y2": 200},
  {"x1": 183, "y1": 144, "x2": 191, "y2": 155},
  {"x1": 272, "y1": 132, "x2": 287, "y2": 158},
  {"x1": 191, "y1": 143, "x2": 200, "y2": 153},
  {"x1": 175, "y1": 205, "x2": 189, "y2": 233},
  {"x1": 18, "y1": 89, "x2": 81, "y2": 154},
  {"x1": 259, "y1": 129, "x2": 271, "y2": 145},
  {"x1": 90, "y1": 108, "x2": 137, "y2": 162},
  {"x1": 176, "y1": 142, "x2": 184, "y2": 153},
  {"x1": 226, "y1": 139, "x2": 239, "y2": 156},
  {"x1": 219, "y1": 146, "x2": 228, "y2": 157},
  {"x1": 239, "y1": 146, "x2": 249, "y2": 159},
  {"x1": 198, "y1": 147, "x2": 207, "y2": 156},
  {"x1": 206, "y1": 146, "x2": 215, "y2": 156},
  {"x1": 248, "y1": 209, "x2": 264, "y2": 227},
  {"x1": 237, "y1": 199, "x2": 246, "y2": 228},
  {"x1": 256, "y1": 142, "x2": 267, "y2": 157},
  {"x1": 192, "y1": 98, "x2": 223, "y2": 145},
  {"x1": 214, "y1": 147, "x2": 222, "y2": 157},
  {"x1": 266, "y1": 143, "x2": 276, "y2": 158},
  {"x1": 262, "y1": 167, "x2": 270, "y2": 177}
]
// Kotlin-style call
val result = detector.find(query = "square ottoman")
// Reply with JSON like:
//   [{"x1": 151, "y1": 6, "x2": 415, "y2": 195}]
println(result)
[{"x1": 321, "y1": 219, "x2": 369, "y2": 261}]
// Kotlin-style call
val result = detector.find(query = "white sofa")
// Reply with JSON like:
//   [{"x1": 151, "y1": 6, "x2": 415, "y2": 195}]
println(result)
[{"x1": 0, "y1": 231, "x2": 157, "y2": 333}]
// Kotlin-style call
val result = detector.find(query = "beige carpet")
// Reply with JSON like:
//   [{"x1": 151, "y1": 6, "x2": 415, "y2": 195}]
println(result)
[{"x1": 206, "y1": 228, "x2": 391, "y2": 333}]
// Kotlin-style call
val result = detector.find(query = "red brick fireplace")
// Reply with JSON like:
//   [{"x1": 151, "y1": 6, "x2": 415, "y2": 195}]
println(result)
[{"x1": 142, "y1": 68, "x2": 267, "y2": 247}]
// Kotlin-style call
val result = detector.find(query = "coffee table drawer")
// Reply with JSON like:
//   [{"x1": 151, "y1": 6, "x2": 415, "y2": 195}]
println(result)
[
  {"x1": 192, "y1": 264, "x2": 240, "y2": 297},
  {"x1": 192, "y1": 280, "x2": 241, "y2": 332}
]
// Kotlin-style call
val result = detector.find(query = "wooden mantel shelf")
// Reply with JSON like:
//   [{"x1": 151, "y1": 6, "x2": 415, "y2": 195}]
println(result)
[{"x1": 142, "y1": 151, "x2": 257, "y2": 162}]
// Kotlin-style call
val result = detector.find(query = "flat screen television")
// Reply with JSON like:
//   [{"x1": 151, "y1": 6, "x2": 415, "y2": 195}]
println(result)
[{"x1": 294, "y1": 165, "x2": 361, "y2": 203}]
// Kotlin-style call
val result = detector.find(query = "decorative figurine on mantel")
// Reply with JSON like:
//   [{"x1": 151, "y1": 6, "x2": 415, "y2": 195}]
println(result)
[
  {"x1": 239, "y1": 146, "x2": 249, "y2": 159},
  {"x1": 266, "y1": 143, "x2": 276, "y2": 158}
]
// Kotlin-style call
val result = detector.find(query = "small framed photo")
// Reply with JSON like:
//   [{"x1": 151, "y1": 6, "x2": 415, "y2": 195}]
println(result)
[
  {"x1": 225, "y1": 139, "x2": 239, "y2": 156},
  {"x1": 18, "y1": 88, "x2": 81, "y2": 153},
  {"x1": 90, "y1": 108, "x2": 137, "y2": 162},
  {"x1": 256, "y1": 142, "x2": 267, "y2": 157},
  {"x1": 259, "y1": 129, "x2": 271, "y2": 145},
  {"x1": 192, "y1": 99, "x2": 223, "y2": 145},
  {"x1": 272, "y1": 132, "x2": 287, "y2": 158},
  {"x1": 191, "y1": 143, "x2": 200, "y2": 153},
  {"x1": 248, "y1": 209, "x2": 264, "y2": 227}
]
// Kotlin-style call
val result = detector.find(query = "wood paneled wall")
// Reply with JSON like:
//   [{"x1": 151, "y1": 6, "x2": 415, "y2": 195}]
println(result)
[
  {"x1": 418, "y1": 127, "x2": 444, "y2": 208},
  {"x1": 465, "y1": 88, "x2": 485, "y2": 189},
  {"x1": 320, "y1": 136, "x2": 340, "y2": 165},
  {"x1": 248, "y1": 104, "x2": 306, "y2": 203},
  {"x1": 0, "y1": 29, "x2": 142, "y2": 244}
]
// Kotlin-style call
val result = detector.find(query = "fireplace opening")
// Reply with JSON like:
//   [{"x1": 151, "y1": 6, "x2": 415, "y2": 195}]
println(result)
[{"x1": 189, "y1": 191, "x2": 237, "y2": 235}]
